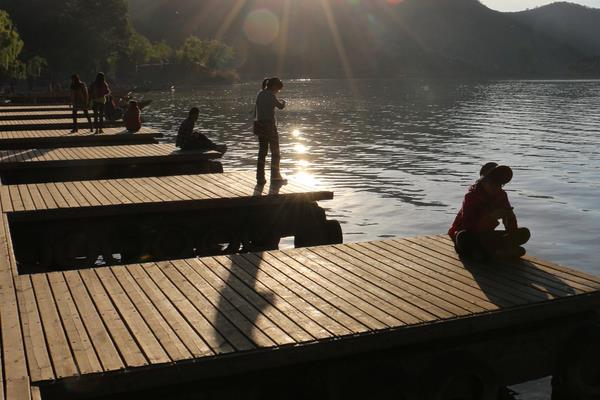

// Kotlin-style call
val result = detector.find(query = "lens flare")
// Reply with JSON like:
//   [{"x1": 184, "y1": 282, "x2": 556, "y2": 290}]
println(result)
[{"x1": 243, "y1": 9, "x2": 280, "y2": 45}]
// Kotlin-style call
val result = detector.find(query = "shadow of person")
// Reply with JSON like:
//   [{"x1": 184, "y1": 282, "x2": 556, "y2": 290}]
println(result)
[
  {"x1": 460, "y1": 255, "x2": 577, "y2": 308},
  {"x1": 210, "y1": 252, "x2": 278, "y2": 354}
]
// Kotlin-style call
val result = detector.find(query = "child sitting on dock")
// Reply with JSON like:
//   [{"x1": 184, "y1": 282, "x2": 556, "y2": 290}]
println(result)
[
  {"x1": 448, "y1": 163, "x2": 531, "y2": 261},
  {"x1": 123, "y1": 100, "x2": 141, "y2": 132},
  {"x1": 254, "y1": 77, "x2": 287, "y2": 184},
  {"x1": 176, "y1": 107, "x2": 227, "y2": 154}
]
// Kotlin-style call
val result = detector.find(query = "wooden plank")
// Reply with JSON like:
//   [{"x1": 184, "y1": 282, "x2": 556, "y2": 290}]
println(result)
[
  {"x1": 93, "y1": 268, "x2": 171, "y2": 365},
  {"x1": 318, "y1": 245, "x2": 455, "y2": 319},
  {"x1": 153, "y1": 261, "x2": 256, "y2": 352},
  {"x1": 9, "y1": 186, "x2": 26, "y2": 211},
  {"x1": 141, "y1": 263, "x2": 235, "y2": 354},
  {"x1": 47, "y1": 273, "x2": 103, "y2": 375},
  {"x1": 418, "y1": 236, "x2": 576, "y2": 300},
  {"x1": 29, "y1": 274, "x2": 79, "y2": 378},
  {"x1": 302, "y1": 246, "x2": 429, "y2": 324},
  {"x1": 177, "y1": 258, "x2": 296, "y2": 346},
  {"x1": 382, "y1": 238, "x2": 530, "y2": 305},
  {"x1": 266, "y1": 250, "x2": 394, "y2": 329},
  {"x1": 196, "y1": 256, "x2": 318, "y2": 342},
  {"x1": 357, "y1": 241, "x2": 493, "y2": 312},
  {"x1": 126, "y1": 264, "x2": 214, "y2": 358},
  {"x1": 15, "y1": 277, "x2": 54, "y2": 382},
  {"x1": 110, "y1": 267, "x2": 193, "y2": 361},
  {"x1": 341, "y1": 243, "x2": 474, "y2": 316},
  {"x1": 241, "y1": 252, "x2": 360, "y2": 336},
  {"x1": 396, "y1": 237, "x2": 550, "y2": 303},
  {"x1": 62, "y1": 271, "x2": 124, "y2": 372},
  {"x1": 78, "y1": 269, "x2": 147, "y2": 368}
]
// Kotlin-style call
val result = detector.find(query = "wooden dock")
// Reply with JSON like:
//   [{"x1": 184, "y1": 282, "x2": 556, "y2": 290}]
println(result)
[
  {"x1": 0, "y1": 117, "x2": 123, "y2": 131},
  {"x1": 3, "y1": 171, "x2": 340, "y2": 269},
  {"x1": 0, "y1": 105, "x2": 71, "y2": 113},
  {"x1": 0, "y1": 110, "x2": 90, "y2": 121},
  {"x1": 1, "y1": 227, "x2": 600, "y2": 398},
  {"x1": 0, "y1": 127, "x2": 161, "y2": 150},
  {"x1": 1, "y1": 109, "x2": 599, "y2": 400},
  {"x1": 0, "y1": 144, "x2": 223, "y2": 183},
  {"x1": 1, "y1": 171, "x2": 331, "y2": 218}
]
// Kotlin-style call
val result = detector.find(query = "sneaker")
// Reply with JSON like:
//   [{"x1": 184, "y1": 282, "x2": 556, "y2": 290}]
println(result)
[
  {"x1": 99, "y1": 129, "x2": 104, "y2": 133},
  {"x1": 70, "y1": 129, "x2": 78, "y2": 133}
]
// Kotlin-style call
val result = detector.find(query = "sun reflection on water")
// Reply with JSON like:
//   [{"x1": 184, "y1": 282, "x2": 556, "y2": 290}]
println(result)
[
  {"x1": 293, "y1": 143, "x2": 308, "y2": 153},
  {"x1": 292, "y1": 171, "x2": 319, "y2": 187}
]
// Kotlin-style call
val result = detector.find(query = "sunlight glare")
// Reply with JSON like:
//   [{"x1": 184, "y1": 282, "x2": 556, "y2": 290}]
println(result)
[
  {"x1": 244, "y1": 9, "x2": 280, "y2": 45},
  {"x1": 297, "y1": 159, "x2": 310, "y2": 168},
  {"x1": 292, "y1": 129, "x2": 302, "y2": 137},
  {"x1": 294, "y1": 143, "x2": 308, "y2": 154},
  {"x1": 293, "y1": 171, "x2": 319, "y2": 187}
]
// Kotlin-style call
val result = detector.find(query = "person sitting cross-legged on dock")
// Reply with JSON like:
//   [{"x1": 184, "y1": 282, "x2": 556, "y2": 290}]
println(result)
[
  {"x1": 176, "y1": 107, "x2": 227, "y2": 153},
  {"x1": 70, "y1": 74, "x2": 93, "y2": 133},
  {"x1": 123, "y1": 100, "x2": 141, "y2": 132},
  {"x1": 448, "y1": 162, "x2": 531, "y2": 261}
]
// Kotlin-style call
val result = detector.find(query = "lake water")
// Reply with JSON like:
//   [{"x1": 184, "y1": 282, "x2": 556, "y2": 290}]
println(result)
[{"x1": 141, "y1": 79, "x2": 600, "y2": 399}]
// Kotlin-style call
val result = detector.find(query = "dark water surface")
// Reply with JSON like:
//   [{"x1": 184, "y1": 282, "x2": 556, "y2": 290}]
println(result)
[{"x1": 140, "y1": 79, "x2": 600, "y2": 398}]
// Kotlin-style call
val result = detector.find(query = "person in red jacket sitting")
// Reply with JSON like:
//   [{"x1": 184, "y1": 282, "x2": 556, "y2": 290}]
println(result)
[
  {"x1": 448, "y1": 162, "x2": 530, "y2": 260},
  {"x1": 123, "y1": 100, "x2": 141, "y2": 132}
]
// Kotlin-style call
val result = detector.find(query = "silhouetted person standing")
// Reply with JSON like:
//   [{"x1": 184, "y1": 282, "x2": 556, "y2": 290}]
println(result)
[
  {"x1": 89, "y1": 72, "x2": 110, "y2": 134},
  {"x1": 176, "y1": 107, "x2": 227, "y2": 153},
  {"x1": 254, "y1": 77, "x2": 286, "y2": 184},
  {"x1": 449, "y1": 163, "x2": 531, "y2": 260},
  {"x1": 69, "y1": 74, "x2": 92, "y2": 133}
]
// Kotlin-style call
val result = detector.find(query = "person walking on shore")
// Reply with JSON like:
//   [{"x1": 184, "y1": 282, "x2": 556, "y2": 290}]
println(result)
[
  {"x1": 89, "y1": 72, "x2": 110, "y2": 134},
  {"x1": 254, "y1": 77, "x2": 287, "y2": 185},
  {"x1": 448, "y1": 163, "x2": 531, "y2": 261},
  {"x1": 69, "y1": 74, "x2": 92, "y2": 133},
  {"x1": 176, "y1": 107, "x2": 227, "y2": 153}
]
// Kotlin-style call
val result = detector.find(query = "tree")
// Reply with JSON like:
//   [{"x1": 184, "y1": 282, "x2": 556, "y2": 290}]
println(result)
[
  {"x1": 176, "y1": 36, "x2": 235, "y2": 70},
  {"x1": 0, "y1": 9, "x2": 25, "y2": 80},
  {"x1": 0, "y1": 0, "x2": 131, "y2": 79}
]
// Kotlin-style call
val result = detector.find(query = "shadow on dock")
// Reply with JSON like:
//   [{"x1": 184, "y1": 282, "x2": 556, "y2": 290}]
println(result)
[{"x1": 463, "y1": 257, "x2": 576, "y2": 307}]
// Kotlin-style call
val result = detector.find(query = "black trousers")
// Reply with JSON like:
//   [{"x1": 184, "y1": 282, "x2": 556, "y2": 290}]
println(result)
[
  {"x1": 454, "y1": 228, "x2": 531, "y2": 260},
  {"x1": 257, "y1": 134, "x2": 281, "y2": 179},
  {"x1": 92, "y1": 102, "x2": 104, "y2": 130},
  {"x1": 72, "y1": 106, "x2": 91, "y2": 130}
]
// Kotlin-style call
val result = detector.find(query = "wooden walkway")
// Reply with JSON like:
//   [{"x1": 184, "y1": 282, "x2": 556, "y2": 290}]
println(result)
[
  {"x1": 0, "y1": 110, "x2": 85, "y2": 121},
  {"x1": 0, "y1": 143, "x2": 216, "y2": 167},
  {"x1": 1, "y1": 171, "x2": 333, "y2": 220},
  {"x1": 0, "y1": 127, "x2": 161, "y2": 150},
  {"x1": 0, "y1": 105, "x2": 70, "y2": 113},
  {"x1": 0, "y1": 144, "x2": 223, "y2": 184},
  {"x1": 3, "y1": 231, "x2": 600, "y2": 398},
  {"x1": 0, "y1": 117, "x2": 122, "y2": 131}
]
